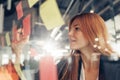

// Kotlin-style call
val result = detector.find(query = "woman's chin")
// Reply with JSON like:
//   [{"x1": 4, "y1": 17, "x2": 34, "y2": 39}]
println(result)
[{"x1": 70, "y1": 46, "x2": 79, "y2": 50}]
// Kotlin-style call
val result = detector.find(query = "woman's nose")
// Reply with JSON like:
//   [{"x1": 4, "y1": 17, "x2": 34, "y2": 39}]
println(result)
[{"x1": 68, "y1": 30, "x2": 73, "y2": 37}]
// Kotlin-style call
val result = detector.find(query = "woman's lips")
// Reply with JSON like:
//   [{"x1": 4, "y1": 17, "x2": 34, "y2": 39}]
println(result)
[{"x1": 69, "y1": 38, "x2": 76, "y2": 43}]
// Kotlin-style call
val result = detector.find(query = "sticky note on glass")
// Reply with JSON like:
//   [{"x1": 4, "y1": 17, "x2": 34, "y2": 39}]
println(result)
[
  {"x1": 40, "y1": 55, "x2": 58, "y2": 80},
  {"x1": 40, "y1": 0, "x2": 64, "y2": 30},
  {"x1": 28, "y1": 0, "x2": 39, "y2": 8},
  {"x1": 22, "y1": 14, "x2": 31, "y2": 37},
  {"x1": 5, "y1": 32, "x2": 11, "y2": 46},
  {"x1": 16, "y1": 1, "x2": 23, "y2": 20}
]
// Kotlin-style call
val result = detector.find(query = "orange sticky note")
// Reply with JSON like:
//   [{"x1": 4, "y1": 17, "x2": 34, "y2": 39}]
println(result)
[
  {"x1": 6, "y1": 62, "x2": 19, "y2": 80},
  {"x1": 22, "y1": 14, "x2": 31, "y2": 37},
  {"x1": 40, "y1": 55, "x2": 58, "y2": 80},
  {"x1": 0, "y1": 68, "x2": 13, "y2": 80},
  {"x1": 16, "y1": 1, "x2": 23, "y2": 20}
]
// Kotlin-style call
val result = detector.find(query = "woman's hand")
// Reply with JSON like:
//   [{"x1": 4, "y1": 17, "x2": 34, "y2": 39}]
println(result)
[{"x1": 11, "y1": 28, "x2": 29, "y2": 58}]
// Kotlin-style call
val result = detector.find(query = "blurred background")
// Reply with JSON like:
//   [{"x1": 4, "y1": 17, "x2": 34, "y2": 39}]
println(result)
[
  {"x1": 1, "y1": 0, "x2": 120, "y2": 43},
  {"x1": 0, "y1": 0, "x2": 120, "y2": 79}
]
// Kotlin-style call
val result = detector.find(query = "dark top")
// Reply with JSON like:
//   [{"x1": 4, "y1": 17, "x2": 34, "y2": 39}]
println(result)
[{"x1": 57, "y1": 55, "x2": 120, "y2": 80}]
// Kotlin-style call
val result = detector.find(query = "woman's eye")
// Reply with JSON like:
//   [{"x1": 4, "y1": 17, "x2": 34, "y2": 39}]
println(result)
[{"x1": 75, "y1": 27, "x2": 80, "y2": 31}]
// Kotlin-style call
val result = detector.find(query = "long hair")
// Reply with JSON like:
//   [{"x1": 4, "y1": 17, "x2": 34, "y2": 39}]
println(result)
[
  {"x1": 69, "y1": 13, "x2": 114, "y2": 55},
  {"x1": 60, "y1": 50, "x2": 80, "y2": 80},
  {"x1": 61, "y1": 13, "x2": 114, "y2": 80}
]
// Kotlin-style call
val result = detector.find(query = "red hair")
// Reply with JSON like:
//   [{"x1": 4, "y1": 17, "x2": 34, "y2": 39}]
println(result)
[
  {"x1": 69, "y1": 13, "x2": 114, "y2": 55},
  {"x1": 60, "y1": 13, "x2": 114, "y2": 80}
]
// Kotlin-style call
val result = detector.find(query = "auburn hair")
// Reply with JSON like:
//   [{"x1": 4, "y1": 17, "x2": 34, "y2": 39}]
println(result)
[
  {"x1": 69, "y1": 13, "x2": 114, "y2": 55},
  {"x1": 61, "y1": 13, "x2": 114, "y2": 80}
]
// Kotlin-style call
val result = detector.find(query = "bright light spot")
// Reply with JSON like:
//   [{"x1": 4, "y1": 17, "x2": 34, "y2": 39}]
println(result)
[
  {"x1": 11, "y1": 54, "x2": 16, "y2": 63},
  {"x1": 90, "y1": 10, "x2": 94, "y2": 13},
  {"x1": 107, "y1": 41, "x2": 110, "y2": 44},
  {"x1": 104, "y1": 48, "x2": 108, "y2": 51},
  {"x1": 51, "y1": 49, "x2": 68, "y2": 60},
  {"x1": 36, "y1": 40, "x2": 44, "y2": 46},
  {"x1": 98, "y1": 46, "x2": 101, "y2": 49},
  {"x1": 28, "y1": 51, "x2": 31, "y2": 54},
  {"x1": 55, "y1": 32, "x2": 62, "y2": 40},
  {"x1": 2, "y1": 54, "x2": 9, "y2": 65},
  {"x1": 43, "y1": 42, "x2": 56, "y2": 53},
  {"x1": 42, "y1": 41, "x2": 67, "y2": 61},
  {"x1": 65, "y1": 45, "x2": 70, "y2": 49},
  {"x1": 95, "y1": 38, "x2": 99, "y2": 41},
  {"x1": 34, "y1": 55, "x2": 40, "y2": 61},
  {"x1": 110, "y1": 42, "x2": 120, "y2": 56},
  {"x1": 31, "y1": 40, "x2": 69, "y2": 62},
  {"x1": 50, "y1": 27, "x2": 60, "y2": 38},
  {"x1": 65, "y1": 26, "x2": 69, "y2": 30},
  {"x1": 34, "y1": 54, "x2": 44, "y2": 61},
  {"x1": 109, "y1": 53, "x2": 119, "y2": 61},
  {"x1": 93, "y1": 44, "x2": 97, "y2": 48}
]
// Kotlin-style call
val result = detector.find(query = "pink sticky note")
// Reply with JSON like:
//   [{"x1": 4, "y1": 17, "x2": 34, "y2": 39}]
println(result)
[
  {"x1": 22, "y1": 14, "x2": 31, "y2": 37},
  {"x1": 40, "y1": 55, "x2": 58, "y2": 80},
  {"x1": 16, "y1": 1, "x2": 23, "y2": 20}
]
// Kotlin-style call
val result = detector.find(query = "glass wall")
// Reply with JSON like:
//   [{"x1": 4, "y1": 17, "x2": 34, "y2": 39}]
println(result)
[{"x1": 0, "y1": 0, "x2": 120, "y2": 80}]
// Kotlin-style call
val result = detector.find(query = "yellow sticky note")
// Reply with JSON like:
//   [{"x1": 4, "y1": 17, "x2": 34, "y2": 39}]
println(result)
[
  {"x1": 28, "y1": 0, "x2": 39, "y2": 8},
  {"x1": 5, "y1": 32, "x2": 11, "y2": 46},
  {"x1": 14, "y1": 64, "x2": 26, "y2": 80},
  {"x1": 40, "y1": 0, "x2": 64, "y2": 30}
]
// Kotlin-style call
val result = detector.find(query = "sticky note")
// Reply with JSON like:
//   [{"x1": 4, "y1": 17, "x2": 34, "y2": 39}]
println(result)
[
  {"x1": 6, "y1": 62, "x2": 19, "y2": 80},
  {"x1": 40, "y1": 55, "x2": 58, "y2": 80},
  {"x1": 0, "y1": 68, "x2": 13, "y2": 80},
  {"x1": 40, "y1": 0, "x2": 64, "y2": 30},
  {"x1": 16, "y1": 1, "x2": 23, "y2": 20},
  {"x1": 22, "y1": 14, "x2": 31, "y2": 37},
  {"x1": 14, "y1": 64, "x2": 26, "y2": 80},
  {"x1": 28, "y1": 0, "x2": 39, "y2": 8},
  {"x1": 5, "y1": 32, "x2": 11, "y2": 46}
]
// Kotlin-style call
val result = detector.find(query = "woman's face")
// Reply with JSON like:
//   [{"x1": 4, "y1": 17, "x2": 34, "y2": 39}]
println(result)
[{"x1": 68, "y1": 19, "x2": 89, "y2": 50}]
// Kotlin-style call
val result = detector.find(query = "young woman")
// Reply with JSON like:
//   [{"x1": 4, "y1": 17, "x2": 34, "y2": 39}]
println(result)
[
  {"x1": 57, "y1": 13, "x2": 119, "y2": 80},
  {"x1": 11, "y1": 13, "x2": 120, "y2": 80}
]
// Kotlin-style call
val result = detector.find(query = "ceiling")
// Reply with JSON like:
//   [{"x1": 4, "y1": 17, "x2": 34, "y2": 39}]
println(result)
[
  {"x1": 0, "y1": 0, "x2": 120, "y2": 77},
  {"x1": 1, "y1": 0, "x2": 120, "y2": 31},
  {"x1": 0, "y1": 0, "x2": 120, "y2": 46},
  {"x1": 1, "y1": 1, "x2": 120, "y2": 79}
]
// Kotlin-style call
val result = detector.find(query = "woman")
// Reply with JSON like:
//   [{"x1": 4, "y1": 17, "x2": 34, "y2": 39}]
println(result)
[
  {"x1": 11, "y1": 13, "x2": 120, "y2": 80},
  {"x1": 57, "y1": 13, "x2": 119, "y2": 80}
]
